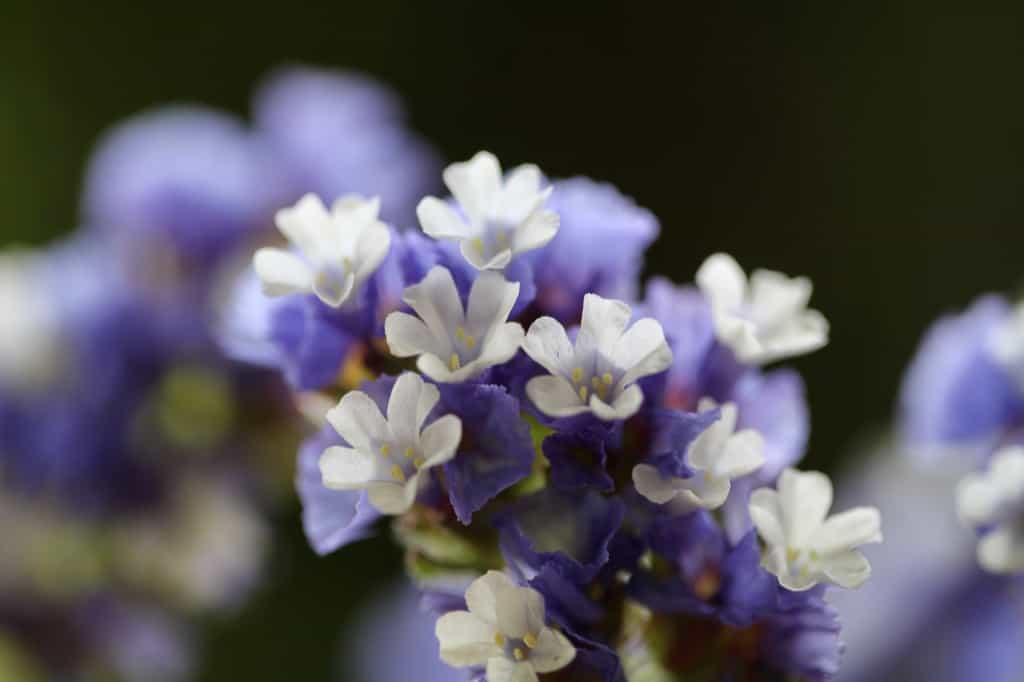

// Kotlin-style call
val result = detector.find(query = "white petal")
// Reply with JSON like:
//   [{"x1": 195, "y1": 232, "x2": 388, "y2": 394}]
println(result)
[
  {"x1": 444, "y1": 151, "x2": 502, "y2": 225},
  {"x1": 978, "y1": 526, "x2": 1024, "y2": 574},
  {"x1": 990, "y1": 446, "x2": 1024, "y2": 485},
  {"x1": 474, "y1": 323, "x2": 525, "y2": 369},
  {"x1": 403, "y1": 266, "x2": 465, "y2": 343},
  {"x1": 498, "y1": 164, "x2": 543, "y2": 225},
  {"x1": 312, "y1": 268, "x2": 355, "y2": 308},
  {"x1": 416, "y1": 354, "x2": 461, "y2": 383},
  {"x1": 696, "y1": 253, "x2": 747, "y2": 311},
  {"x1": 612, "y1": 318, "x2": 673, "y2": 389},
  {"x1": 714, "y1": 430, "x2": 766, "y2": 479},
  {"x1": 590, "y1": 384, "x2": 644, "y2": 421},
  {"x1": 467, "y1": 271, "x2": 519, "y2": 337},
  {"x1": 436, "y1": 611, "x2": 501, "y2": 667},
  {"x1": 252, "y1": 248, "x2": 313, "y2": 297},
  {"x1": 758, "y1": 309, "x2": 829, "y2": 363},
  {"x1": 367, "y1": 481, "x2": 416, "y2": 515},
  {"x1": 486, "y1": 658, "x2": 538, "y2": 682},
  {"x1": 526, "y1": 375, "x2": 589, "y2": 417},
  {"x1": 713, "y1": 310, "x2": 763, "y2": 362},
  {"x1": 748, "y1": 269, "x2": 812, "y2": 325},
  {"x1": 529, "y1": 628, "x2": 576, "y2": 674},
  {"x1": 820, "y1": 550, "x2": 872, "y2": 589},
  {"x1": 776, "y1": 567, "x2": 821, "y2": 592},
  {"x1": 352, "y1": 220, "x2": 391, "y2": 282},
  {"x1": 418, "y1": 196, "x2": 476, "y2": 241},
  {"x1": 465, "y1": 571, "x2": 514, "y2": 626},
  {"x1": 420, "y1": 414, "x2": 462, "y2": 466},
  {"x1": 632, "y1": 464, "x2": 681, "y2": 504},
  {"x1": 523, "y1": 317, "x2": 575, "y2": 377},
  {"x1": 460, "y1": 239, "x2": 512, "y2": 271},
  {"x1": 811, "y1": 507, "x2": 883, "y2": 556},
  {"x1": 275, "y1": 193, "x2": 330, "y2": 257},
  {"x1": 578, "y1": 294, "x2": 631, "y2": 354},
  {"x1": 512, "y1": 208, "x2": 559, "y2": 255},
  {"x1": 387, "y1": 373, "x2": 439, "y2": 445},
  {"x1": 384, "y1": 311, "x2": 448, "y2": 358},
  {"x1": 319, "y1": 446, "x2": 378, "y2": 489},
  {"x1": 777, "y1": 468, "x2": 833, "y2": 547},
  {"x1": 326, "y1": 391, "x2": 390, "y2": 452},
  {"x1": 494, "y1": 583, "x2": 545, "y2": 639},
  {"x1": 681, "y1": 475, "x2": 732, "y2": 510},
  {"x1": 748, "y1": 487, "x2": 786, "y2": 547}
]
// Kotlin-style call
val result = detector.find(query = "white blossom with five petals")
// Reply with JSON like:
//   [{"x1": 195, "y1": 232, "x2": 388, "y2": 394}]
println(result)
[
  {"x1": 417, "y1": 151, "x2": 559, "y2": 270},
  {"x1": 956, "y1": 446, "x2": 1024, "y2": 574},
  {"x1": 632, "y1": 399, "x2": 765, "y2": 509},
  {"x1": 253, "y1": 193, "x2": 390, "y2": 308},
  {"x1": 522, "y1": 293, "x2": 672, "y2": 421},
  {"x1": 749, "y1": 468, "x2": 882, "y2": 591},
  {"x1": 696, "y1": 252, "x2": 828, "y2": 365},
  {"x1": 319, "y1": 372, "x2": 461, "y2": 515},
  {"x1": 384, "y1": 266, "x2": 524, "y2": 383},
  {"x1": 435, "y1": 571, "x2": 576, "y2": 682}
]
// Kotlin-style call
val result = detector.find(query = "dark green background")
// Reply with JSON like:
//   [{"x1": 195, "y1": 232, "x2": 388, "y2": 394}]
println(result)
[{"x1": 3, "y1": 2, "x2": 1023, "y2": 679}]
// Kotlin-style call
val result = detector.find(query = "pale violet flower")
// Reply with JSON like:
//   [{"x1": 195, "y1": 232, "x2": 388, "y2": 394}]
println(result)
[
  {"x1": 522, "y1": 293, "x2": 672, "y2": 421},
  {"x1": 417, "y1": 151, "x2": 559, "y2": 270},
  {"x1": 749, "y1": 468, "x2": 882, "y2": 591},
  {"x1": 253, "y1": 193, "x2": 390, "y2": 307},
  {"x1": 632, "y1": 399, "x2": 765, "y2": 508},
  {"x1": 384, "y1": 266, "x2": 524, "y2": 382},
  {"x1": 435, "y1": 571, "x2": 575, "y2": 682},
  {"x1": 319, "y1": 373, "x2": 462, "y2": 515},
  {"x1": 696, "y1": 252, "x2": 828, "y2": 364},
  {"x1": 956, "y1": 446, "x2": 1024, "y2": 574}
]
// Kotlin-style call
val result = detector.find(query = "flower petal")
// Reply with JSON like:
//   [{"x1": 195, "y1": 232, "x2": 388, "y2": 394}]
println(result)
[
  {"x1": 326, "y1": 390, "x2": 390, "y2": 452},
  {"x1": 591, "y1": 383, "x2": 644, "y2": 421},
  {"x1": 811, "y1": 507, "x2": 882, "y2": 556},
  {"x1": 578, "y1": 294, "x2": 631, "y2": 354},
  {"x1": 499, "y1": 163, "x2": 543, "y2": 224},
  {"x1": 436, "y1": 610, "x2": 501, "y2": 667},
  {"x1": 777, "y1": 468, "x2": 833, "y2": 547},
  {"x1": 420, "y1": 414, "x2": 463, "y2": 467},
  {"x1": 353, "y1": 220, "x2": 392, "y2": 282},
  {"x1": 714, "y1": 429, "x2": 765, "y2": 479},
  {"x1": 276, "y1": 193, "x2": 329, "y2": 257},
  {"x1": 696, "y1": 252, "x2": 746, "y2": 311},
  {"x1": 460, "y1": 240, "x2": 512, "y2": 271},
  {"x1": 612, "y1": 317, "x2": 673, "y2": 388},
  {"x1": 253, "y1": 248, "x2": 313, "y2": 297},
  {"x1": 486, "y1": 658, "x2": 538, "y2": 682},
  {"x1": 312, "y1": 268, "x2": 354, "y2": 308},
  {"x1": 748, "y1": 487, "x2": 785, "y2": 547},
  {"x1": 366, "y1": 481, "x2": 417, "y2": 515},
  {"x1": 403, "y1": 266, "x2": 464, "y2": 342},
  {"x1": 523, "y1": 317, "x2": 575, "y2": 376},
  {"x1": 529, "y1": 628, "x2": 576, "y2": 674},
  {"x1": 384, "y1": 311, "x2": 448, "y2": 358},
  {"x1": 820, "y1": 549, "x2": 872, "y2": 589},
  {"x1": 978, "y1": 526, "x2": 1024, "y2": 574},
  {"x1": 467, "y1": 271, "x2": 520, "y2": 338},
  {"x1": 444, "y1": 151, "x2": 502, "y2": 225},
  {"x1": 386, "y1": 372, "x2": 439, "y2": 445},
  {"x1": 465, "y1": 571, "x2": 513, "y2": 625},
  {"x1": 418, "y1": 196, "x2": 476, "y2": 241},
  {"x1": 526, "y1": 375, "x2": 588, "y2": 417},
  {"x1": 319, "y1": 445, "x2": 379, "y2": 489},
  {"x1": 513, "y1": 208, "x2": 560, "y2": 255},
  {"x1": 632, "y1": 464, "x2": 680, "y2": 504}
]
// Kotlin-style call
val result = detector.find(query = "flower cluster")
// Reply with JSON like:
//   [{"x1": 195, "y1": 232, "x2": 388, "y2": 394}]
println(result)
[
  {"x1": 901, "y1": 295, "x2": 1024, "y2": 574},
  {"x1": 0, "y1": 66, "x2": 439, "y2": 680},
  {"x1": 231, "y1": 148, "x2": 883, "y2": 680}
]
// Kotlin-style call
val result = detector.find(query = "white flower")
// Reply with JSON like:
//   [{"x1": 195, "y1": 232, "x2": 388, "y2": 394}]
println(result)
[
  {"x1": 522, "y1": 293, "x2": 672, "y2": 421},
  {"x1": 0, "y1": 250, "x2": 62, "y2": 388},
  {"x1": 435, "y1": 571, "x2": 575, "y2": 682},
  {"x1": 696, "y1": 252, "x2": 828, "y2": 365},
  {"x1": 749, "y1": 468, "x2": 882, "y2": 591},
  {"x1": 384, "y1": 266, "x2": 524, "y2": 383},
  {"x1": 956, "y1": 446, "x2": 1024, "y2": 574},
  {"x1": 319, "y1": 373, "x2": 461, "y2": 515},
  {"x1": 253, "y1": 193, "x2": 391, "y2": 308},
  {"x1": 632, "y1": 399, "x2": 765, "y2": 508},
  {"x1": 417, "y1": 151, "x2": 560, "y2": 270}
]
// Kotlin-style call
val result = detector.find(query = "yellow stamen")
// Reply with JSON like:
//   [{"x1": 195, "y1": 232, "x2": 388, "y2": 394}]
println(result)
[
  {"x1": 786, "y1": 547, "x2": 800, "y2": 563},
  {"x1": 494, "y1": 633, "x2": 506, "y2": 646},
  {"x1": 390, "y1": 465, "x2": 406, "y2": 482},
  {"x1": 404, "y1": 446, "x2": 415, "y2": 459},
  {"x1": 523, "y1": 633, "x2": 538, "y2": 649},
  {"x1": 513, "y1": 647, "x2": 526, "y2": 661},
  {"x1": 602, "y1": 372, "x2": 613, "y2": 385},
  {"x1": 472, "y1": 237, "x2": 484, "y2": 253},
  {"x1": 449, "y1": 353, "x2": 461, "y2": 371},
  {"x1": 571, "y1": 367, "x2": 583, "y2": 384},
  {"x1": 464, "y1": 334, "x2": 477, "y2": 349},
  {"x1": 455, "y1": 326, "x2": 466, "y2": 341},
  {"x1": 379, "y1": 444, "x2": 391, "y2": 457},
  {"x1": 414, "y1": 456, "x2": 426, "y2": 469},
  {"x1": 578, "y1": 386, "x2": 589, "y2": 402}
]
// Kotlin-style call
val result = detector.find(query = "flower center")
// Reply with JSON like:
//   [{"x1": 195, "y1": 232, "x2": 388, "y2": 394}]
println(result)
[
  {"x1": 569, "y1": 366, "x2": 615, "y2": 403},
  {"x1": 494, "y1": 631, "x2": 540, "y2": 663},
  {"x1": 448, "y1": 325, "x2": 482, "y2": 371},
  {"x1": 376, "y1": 441, "x2": 426, "y2": 482}
]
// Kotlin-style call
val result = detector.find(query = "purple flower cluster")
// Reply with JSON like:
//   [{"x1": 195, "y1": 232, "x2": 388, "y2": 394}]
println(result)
[
  {"x1": 0, "y1": 66, "x2": 439, "y2": 679},
  {"x1": 248, "y1": 149, "x2": 864, "y2": 680}
]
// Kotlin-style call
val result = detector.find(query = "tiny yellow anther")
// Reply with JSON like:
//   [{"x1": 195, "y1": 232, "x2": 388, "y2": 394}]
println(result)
[
  {"x1": 786, "y1": 547, "x2": 800, "y2": 563},
  {"x1": 472, "y1": 237, "x2": 485, "y2": 253},
  {"x1": 494, "y1": 633, "x2": 506, "y2": 646},
  {"x1": 578, "y1": 386, "x2": 589, "y2": 402},
  {"x1": 379, "y1": 444, "x2": 391, "y2": 457},
  {"x1": 414, "y1": 456, "x2": 426, "y2": 469},
  {"x1": 513, "y1": 647, "x2": 526, "y2": 661},
  {"x1": 464, "y1": 335, "x2": 477, "y2": 349},
  {"x1": 390, "y1": 465, "x2": 406, "y2": 482},
  {"x1": 455, "y1": 326, "x2": 466, "y2": 341},
  {"x1": 602, "y1": 372, "x2": 613, "y2": 385},
  {"x1": 404, "y1": 446, "x2": 415, "y2": 459},
  {"x1": 523, "y1": 633, "x2": 538, "y2": 649},
  {"x1": 571, "y1": 367, "x2": 583, "y2": 384},
  {"x1": 449, "y1": 353, "x2": 461, "y2": 371}
]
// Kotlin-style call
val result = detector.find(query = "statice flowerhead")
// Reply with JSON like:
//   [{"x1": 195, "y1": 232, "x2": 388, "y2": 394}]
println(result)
[
  {"x1": 417, "y1": 152, "x2": 560, "y2": 270},
  {"x1": 81, "y1": 107, "x2": 281, "y2": 266},
  {"x1": 253, "y1": 66, "x2": 441, "y2": 227}
]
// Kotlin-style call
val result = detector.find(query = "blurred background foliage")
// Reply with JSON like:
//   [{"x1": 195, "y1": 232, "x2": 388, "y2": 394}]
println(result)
[{"x1": 2, "y1": 1, "x2": 1023, "y2": 679}]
